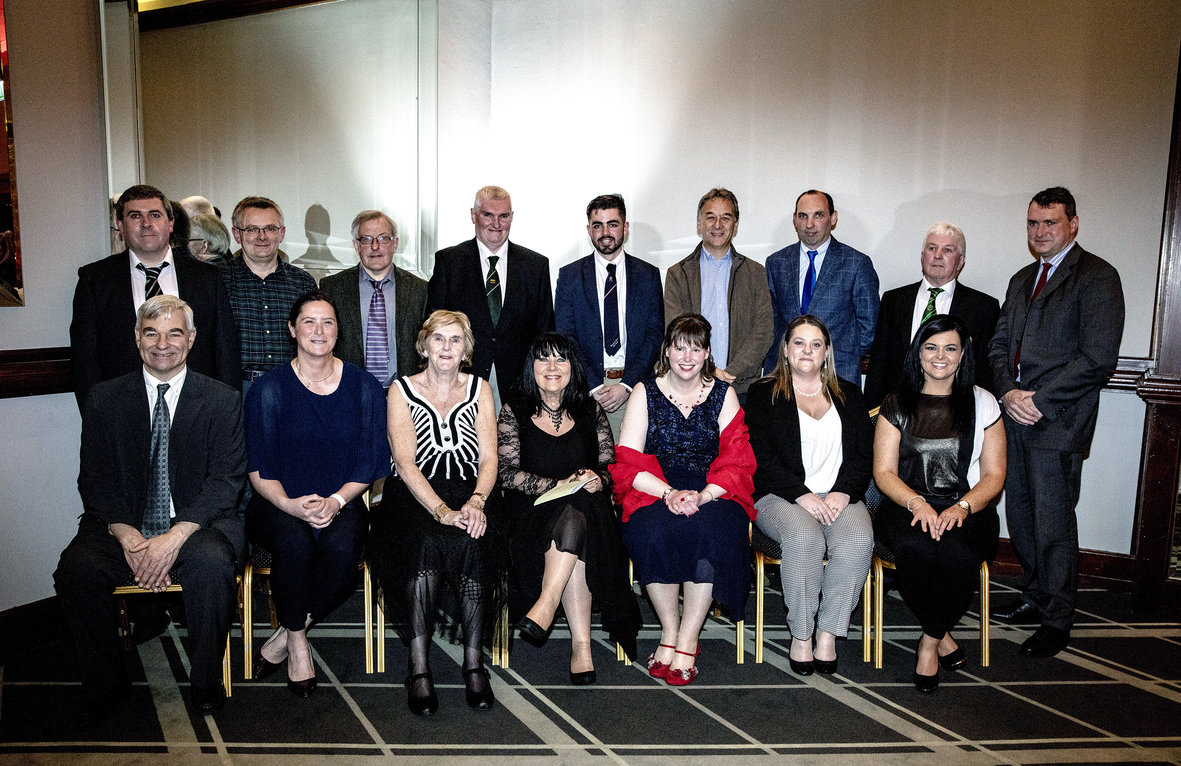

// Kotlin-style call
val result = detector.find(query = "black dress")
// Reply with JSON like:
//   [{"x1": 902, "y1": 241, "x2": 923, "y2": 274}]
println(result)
[{"x1": 497, "y1": 400, "x2": 641, "y2": 659}]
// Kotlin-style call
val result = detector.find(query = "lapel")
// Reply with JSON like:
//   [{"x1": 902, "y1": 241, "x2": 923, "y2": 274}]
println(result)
[
  {"x1": 341, "y1": 266, "x2": 364, "y2": 333},
  {"x1": 502, "y1": 242, "x2": 524, "y2": 318},
  {"x1": 622, "y1": 253, "x2": 644, "y2": 341},
  {"x1": 685, "y1": 245, "x2": 704, "y2": 311},
  {"x1": 580, "y1": 255, "x2": 603, "y2": 340},
  {"x1": 462, "y1": 241, "x2": 494, "y2": 328},
  {"x1": 168, "y1": 372, "x2": 204, "y2": 488},
  {"x1": 810, "y1": 238, "x2": 842, "y2": 304},
  {"x1": 784, "y1": 243, "x2": 802, "y2": 311},
  {"x1": 106, "y1": 252, "x2": 139, "y2": 329}
]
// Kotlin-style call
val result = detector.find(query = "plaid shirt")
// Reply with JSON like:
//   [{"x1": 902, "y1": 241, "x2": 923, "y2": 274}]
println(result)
[{"x1": 220, "y1": 257, "x2": 317, "y2": 373}]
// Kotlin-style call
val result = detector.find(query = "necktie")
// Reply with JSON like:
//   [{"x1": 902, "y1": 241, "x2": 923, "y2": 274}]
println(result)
[
  {"x1": 142, "y1": 383, "x2": 171, "y2": 538},
  {"x1": 603, "y1": 262, "x2": 620, "y2": 356},
  {"x1": 365, "y1": 278, "x2": 390, "y2": 382},
  {"x1": 485, "y1": 255, "x2": 502, "y2": 325},
  {"x1": 138, "y1": 262, "x2": 166, "y2": 299},
  {"x1": 800, "y1": 250, "x2": 818, "y2": 314},
  {"x1": 921, "y1": 286, "x2": 943, "y2": 325},
  {"x1": 1015, "y1": 262, "x2": 1053, "y2": 377}
]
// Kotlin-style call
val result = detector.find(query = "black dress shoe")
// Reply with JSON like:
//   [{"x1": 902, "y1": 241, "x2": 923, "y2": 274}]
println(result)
[
  {"x1": 463, "y1": 667, "x2": 495, "y2": 710},
  {"x1": 788, "y1": 657, "x2": 815, "y2": 676},
  {"x1": 993, "y1": 600, "x2": 1039, "y2": 622},
  {"x1": 569, "y1": 669, "x2": 597, "y2": 685},
  {"x1": 191, "y1": 683, "x2": 226, "y2": 714},
  {"x1": 405, "y1": 672, "x2": 438, "y2": 716},
  {"x1": 253, "y1": 651, "x2": 285, "y2": 680},
  {"x1": 912, "y1": 670, "x2": 940, "y2": 692},
  {"x1": 287, "y1": 675, "x2": 317, "y2": 698},
  {"x1": 517, "y1": 616, "x2": 548, "y2": 644},
  {"x1": 1019, "y1": 625, "x2": 1070, "y2": 658},
  {"x1": 938, "y1": 647, "x2": 966, "y2": 671},
  {"x1": 74, "y1": 681, "x2": 134, "y2": 728},
  {"x1": 813, "y1": 656, "x2": 838, "y2": 675}
]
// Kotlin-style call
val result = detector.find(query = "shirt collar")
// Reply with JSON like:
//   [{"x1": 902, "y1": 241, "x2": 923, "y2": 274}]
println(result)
[
  {"x1": 476, "y1": 239, "x2": 507, "y2": 261},
  {"x1": 128, "y1": 247, "x2": 175, "y2": 269},
  {"x1": 143, "y1": 364, "x2": 187, "y2": 393}
]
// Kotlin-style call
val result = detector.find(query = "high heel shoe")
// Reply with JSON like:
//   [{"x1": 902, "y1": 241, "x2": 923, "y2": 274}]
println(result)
[
  {"x1": 813, "y1": 656, "x2": 838, "y2": 675},
  {"x1": 646, "y1": 643, "x2": 677, "y2": 679},
  {"x1": 517, "y1": 616, "x2": 549, "y2": 644},
  {"x1": 253, "y1": 651, "x2": 285, "y2": 680},
  {"x1": 913, "y1": 669, "x2": 940, "y2": 692},
  {"x1": 938, "y1": 647, "x2": 966, "y2": 672},
  {"x1": 463, "y1": 667, "x2": 495, "y2": 710},
  {"x1": 405, "y1": 672, "x2": 438, "y2": 716},
  {"x1": 665, "y1": 648, "x2": 699, "y2": 686},
  {"x1": 789, "y1": 657, "x2": 815, "y2": 676},
  {"x1": 569, "y1": 669, "x2": 597, "y2": 685},
  {"x1": 286, "y1": 675, "x2": 317, "y2": 697}
]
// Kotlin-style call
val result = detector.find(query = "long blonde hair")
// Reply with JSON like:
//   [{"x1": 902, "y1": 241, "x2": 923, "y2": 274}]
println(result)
[{"x1": 766, "y1": 315, "x2": 844, "y2": 404}]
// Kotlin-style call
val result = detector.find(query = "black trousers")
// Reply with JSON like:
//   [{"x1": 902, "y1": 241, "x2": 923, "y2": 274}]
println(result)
[{"x1": 53, "y1": 514, "x2": 240, "y2": 700}]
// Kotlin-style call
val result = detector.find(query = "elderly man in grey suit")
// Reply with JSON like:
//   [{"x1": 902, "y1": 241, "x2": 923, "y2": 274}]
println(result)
[
  {"x1": 988, "y1": 187, "x2": 1124, "y2": 658},
  {"x1": 764, "y1": 190, "x2": 880, "y2": 384},
  {"x1": 664, "y1": 188, "x2": 773, "y2": 397},
  {"x1": 319, "y1": 210, "x2": 428, "y2": 386}
]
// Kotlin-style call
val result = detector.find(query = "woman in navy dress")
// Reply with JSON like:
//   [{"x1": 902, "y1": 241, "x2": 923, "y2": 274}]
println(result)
[
  {"x1": 245, "y1": 290, "x2": 390, "y2": 697},
  {"x1": 611, "y1": 313, "x2": 755, "y2": 686}
]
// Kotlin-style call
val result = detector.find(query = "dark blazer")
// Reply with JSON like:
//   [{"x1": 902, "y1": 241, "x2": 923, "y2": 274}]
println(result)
[
  {"x1": 764, "y1": 238, "x2": 880, "y2": 383},
  {"x1": 78, "y1": 369, "x2": 246, "y2": 552},
  {"x1": 863, "y1": 280, "x2": 1000, "y2": 409},
  {"x1": 319, "y1": 264, "x2": 429, "y2": 380},
  {"x1": 69, "y1": 251, "x2": 240, "y2": 408},
  {"x1": 554, "y1": 253, "x2": 664, "y2": 389},
  {"x1": 987, "y1": 243, "x2": 1124, "y2": 451},
  {"x1": 746, "y1": 376, "x2": 873, "y2": 504},
  {"x1": 663, "y1": 244, "x2": 773, "y2": 394},
  {"x1": 427, "y1": 238, "x2": 554, "y2": 382}
]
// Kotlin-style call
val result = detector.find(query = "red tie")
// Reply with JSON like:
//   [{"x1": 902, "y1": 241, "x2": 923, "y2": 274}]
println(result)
[{"x1": 1015, "y1": 262, "x2": 1052, "y2": 377}]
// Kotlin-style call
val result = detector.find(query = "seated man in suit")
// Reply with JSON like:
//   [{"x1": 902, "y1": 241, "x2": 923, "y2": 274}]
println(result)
[
  {"x1": 664, "y1": 187, "x2": 773, "y2": 398},
  {"x1": 427, "y1": 185, "x2": 554, "y2": 405},
  {"x1": 71, "y1": 184, "x2": 240, "y2": 408},
  {"x1": 555, "y1": 194, "x2": 664, "y2": 435},
  {"x1": 764, "y1": 189, "x2": 880, "y2": 385},
  {"x1": 864, "y1": 221, "x2": 1000, "y2": 410},
  {"x1": 320, "y1": 210, "x2": 429, "y2": 386},
  {"x1": 55, "y1": 296, "x2": 246, "y2": 725}
]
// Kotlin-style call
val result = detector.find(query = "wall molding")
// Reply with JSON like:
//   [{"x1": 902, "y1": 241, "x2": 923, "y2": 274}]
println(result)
[{"x1": 0, "y1": 347, "x2": 71, "y2": 399}]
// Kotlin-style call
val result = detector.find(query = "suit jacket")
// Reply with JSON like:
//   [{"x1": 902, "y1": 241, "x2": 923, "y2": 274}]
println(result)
[
  {"x1": 427, "y1": 238, "x2": 555, "y2": 383},
  {"x1": 663, "y1": 244, "x2": 773, "y2": 394},
  {"x1": 319, "y1": 264, "x2": 429, "y2": 380},
  {"x1": 987, "y1": 243, "x2": 1124, "y2": 451},
  {"x1": 554, "y1": 253, "x2": 664, "y2": 389},
  {"x1": 78, "y1": 369, "x2": 246, "y2": 552},
  {"x1": 70, "y1": 251, "x2": 240, "y2": 408},
  {"x1": 863, "y1": 280, "x2": 1000, "y2": 409},
  {"x1": 764, "y1": 237, "x2": 880, "y2": 384}
]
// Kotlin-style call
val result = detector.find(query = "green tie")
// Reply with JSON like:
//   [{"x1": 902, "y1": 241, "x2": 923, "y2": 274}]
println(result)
[
  {"x1": 921, "y1": 286, "x2": 943, "y2": 325},
  {"x1": 485, "y1": 255, "x2": 502, "y2": 325}
]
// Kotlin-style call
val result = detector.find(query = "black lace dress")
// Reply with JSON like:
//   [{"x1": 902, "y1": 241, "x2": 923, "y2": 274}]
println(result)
[{"x1": 497, "y1": 399, "x2": 640, "y2": 658}]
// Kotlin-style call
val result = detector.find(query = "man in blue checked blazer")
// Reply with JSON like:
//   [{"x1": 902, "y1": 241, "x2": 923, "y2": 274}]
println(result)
[{"x1": 764, "y1": 190, "x2": 880, "y2": 385}]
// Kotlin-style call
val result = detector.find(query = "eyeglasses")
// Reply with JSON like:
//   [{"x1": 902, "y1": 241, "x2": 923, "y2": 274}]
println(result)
[
  {"x1": 234, "y1": 225, "x2": 282, "y2": 236},
  {"x1": 355, "y1": 235, "x2": 396, "y2": 245}
]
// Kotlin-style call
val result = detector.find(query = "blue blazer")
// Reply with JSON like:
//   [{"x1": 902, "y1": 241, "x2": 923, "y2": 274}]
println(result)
[
  {"x1": 764, "y1": 237, "x2": 880, "y2": 383},
  {"x1": 554, "y1": 253, "x2": 664, "y2": 389}
]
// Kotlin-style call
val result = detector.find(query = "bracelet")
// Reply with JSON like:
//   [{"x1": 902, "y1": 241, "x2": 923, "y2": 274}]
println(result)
[
  {"x1": 661, "y1": 487, "x2": 674, "y2": 501},
  {"x1": 471, "y1": 491, "x2": 487, "y2": 504},
  {"x1": 330, "y1": 493, "x2": 346, "y2": 510},
  {"x1": 701, "y1": 490, "x2": 714, "y2": 503},
  {"x1": 905, "y1": 495, "x2": 923, "y2": 513},
  {"x1": 432, "y1": 501, "x2": 451, "y2": 521}
]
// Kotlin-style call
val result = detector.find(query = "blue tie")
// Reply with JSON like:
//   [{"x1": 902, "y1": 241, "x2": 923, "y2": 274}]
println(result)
[
  {"x1": 800, "y1": 250, "x2": 818, "y2": 314},
  {"x1": 603, "y1": 262, "x2": 620, "y2": 356},
  {"x1": 142, "y1": 383, "x2": 171, "y2": 538}
]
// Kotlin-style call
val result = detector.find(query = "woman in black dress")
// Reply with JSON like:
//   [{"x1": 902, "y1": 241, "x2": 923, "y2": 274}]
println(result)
[{"x1": 500, "y1": 333, "x2": 640, "y2": 683}]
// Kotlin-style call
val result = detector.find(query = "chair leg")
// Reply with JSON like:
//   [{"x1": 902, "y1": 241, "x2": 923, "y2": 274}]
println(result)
[
  {"x1": 117, "y1": 598, "x2": 133, "y2": 652},
  {"x1": 980, "y1": 561, "x2": 990, "y2": 667},
  {"x1": 755, "y1": 552, "x2": 765, "y2": 664},
  {"x1": 363, "y1": 562, "x2": 374, "y2": 674},
  {"x1": 376, "y1": 587, "x2": 386, "y2": 673},
  {"x1": 736, "y1": 618, "x2": 744, "y2": 664},
  {"x1": 243, "y1": 564, "x2": 254, "y2": 680},
  {"x1": 499, "y1": 601, "x2": 510, "y2": 669},
  {"x1": 862, "y1": 570, "x2": 872, "y2": 663},
  {"x1": 873, "y1": 558, "x2": 884, "y2": 669},
  {"x1": 223, "y1": 633, "x2": 233, "y2": 697}
]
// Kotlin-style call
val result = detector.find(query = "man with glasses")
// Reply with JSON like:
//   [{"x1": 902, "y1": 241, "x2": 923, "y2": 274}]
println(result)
[
  {"x1": 320, "y1": 210, "x2": 428, "y2": 386},
  {"x1": 220, "y1": 196, "x2": 316, "y2": 392}
]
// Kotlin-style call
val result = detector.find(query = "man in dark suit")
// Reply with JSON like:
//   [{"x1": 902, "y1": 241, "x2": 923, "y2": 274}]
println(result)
[
  {"x1": 320, "y1": 210, "x2": 428, "y2": 385},
  {"x1": 427, "y1": 185, "x2": 554, "y2": 403},
  {"x1": 864, "y1": 221, "x2": 1000, "y2": 410},
  {"x1": 664, "y1": 188, "x2": 773, "y2": 397},
  {"x1": 555, "y1": 194, "x2": 664, "y2": 435},
  {"x1": 764, "y1": 190, "x2": 880, "y2": 384},
  {"x1": 55, "y1": 296, "x2": 246, "y2": 724},
  {"x1": 70, "y1": 184, "x2": 239, "y2": 408},
  {"x1": 988, "y1": 187, "x2": 1124, "y2": 657}
]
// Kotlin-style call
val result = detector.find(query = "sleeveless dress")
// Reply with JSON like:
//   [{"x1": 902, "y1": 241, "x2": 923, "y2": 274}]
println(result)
[
  {"x1": 498, "y1": 400, "x2": 641, "y2": 658},
  {"x1": 620, "y1": 377, "x2": 752, "y2": 617},
  {"x1": 371, "y1": 374, "x2": 504, "y2": 644}
]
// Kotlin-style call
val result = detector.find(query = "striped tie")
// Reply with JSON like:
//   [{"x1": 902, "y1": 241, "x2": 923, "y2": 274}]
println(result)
[
  {"x1": 365, "y1": 278, "x2": 390, "y2": 382},
  {"x1": 485, "y1": 255, "x2": 502, "y2": 325},
  {"x1": 138, "y1": 262, "x2": 166, "y2": 299},
  {"x1": 921, "y1": 287, "x2": 943, "y2": 325}
]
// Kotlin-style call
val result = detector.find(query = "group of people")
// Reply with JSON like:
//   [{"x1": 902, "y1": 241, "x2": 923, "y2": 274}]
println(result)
[{"x1": 54, "y1": 180, "x2": 1124, "y2": 726}]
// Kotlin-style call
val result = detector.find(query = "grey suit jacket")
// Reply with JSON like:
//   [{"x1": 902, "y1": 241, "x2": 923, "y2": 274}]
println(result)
[
  {"x1": 987, "y1": 243, "x2": 1124, "y2": 451},
  {"x1": 663, "y1": 243, "x2": 773, "y2": 394},
  {"x1": 319, "y1": 264, "x2": 428, "y2": 380}
]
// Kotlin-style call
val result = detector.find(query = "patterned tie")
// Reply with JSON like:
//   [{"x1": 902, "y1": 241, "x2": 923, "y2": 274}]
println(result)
[
  {"x1": 365, "y1": 278, "x2": 390, "y2": 382},
  {"x1": 142, "y1": 383, "x2": 171, "y2": 538},
  {"x1": 485, "y1": 255, "x2": 502, "y2": 325},
  {"x1": 137, "y1": 262, "x2": 166, "y2": 299},
  {"x1": 921, "y1": 286, "x2": 943, "y2": 325},
  {"x1": 603, "y1": 262, "x2": 620, "y2": 355},
  {"x1": 1015, "y1": 262, "x2": 1053, "y2": 377},
  {"x1": 800, "y1": 250, "x2": 818, "y2": 314}
]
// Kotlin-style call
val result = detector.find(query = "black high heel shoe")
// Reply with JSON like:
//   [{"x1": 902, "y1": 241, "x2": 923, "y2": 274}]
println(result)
[
  {"x1": 463, "y1": 667, "x2": 495, "y2": 710},
  {"x1": 286, "y1": 674, "x2": 317, "y2": 697},
  {"x1": 517, "y1": 616, "x2": 549, "y2": 644},
  {"x1": 913, "y1": 646, "x2": 940, "y2": 692},
  {"x1": 938, "y1": 647, "x2": 966, "y2": 671},
  {"x1": 253, "y1": 651, "x2": 285, "y2": 680},
  {"x1": 405, "y1": 672, "x2": 438, "y2": 716}
]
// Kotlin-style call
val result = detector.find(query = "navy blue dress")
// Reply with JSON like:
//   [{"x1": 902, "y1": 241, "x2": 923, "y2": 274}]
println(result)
[{"x1": 620, "y1": 377, "x2": 751, "y2": 617}]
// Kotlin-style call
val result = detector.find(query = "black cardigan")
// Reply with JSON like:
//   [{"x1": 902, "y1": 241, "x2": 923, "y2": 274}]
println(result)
[{"x1": 745, "y1": 376, "x2": 873, "y2": 504}]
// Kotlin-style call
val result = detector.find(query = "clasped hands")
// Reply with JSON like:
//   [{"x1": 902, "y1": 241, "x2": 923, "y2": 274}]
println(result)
[
  {"x1": 288, "y1": 494, "x2": 343, "y2": 529},
  {"x1": 1001, "y1": 389, "x2": 1043, "y2": 426},
  {"x1": 563, "y1": 467, "x2": 602, "y2": 494},
  {"x1": 797, "y1": 492, "x2": 850, "y2": 525},
  {"x1": 438, "y1": 497, "x2": 488, "y2": 539},
  {"x1": 663, "y1": 488, "x2": 710, "y2": 516},
  {"x1": 114, "y1": 522, "x2": 195, "y2": 592},
  {"x1": 909, "y1": 499, "x2": 969, "y2": 541}
]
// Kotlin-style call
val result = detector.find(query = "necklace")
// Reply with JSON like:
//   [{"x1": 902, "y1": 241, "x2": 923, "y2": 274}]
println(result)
[
  {"x1": 667, "y1": 380, "x2": 708, "y2": 409},
  {"x1": 793, "y1": 381, "x2": 823, "y2": 398},
  {"x1": 539, "y1": 402, "x2": 563, "y2": 432},
  {"x1": 295, "y1": 359, "x2": 335, "y2": 384}
]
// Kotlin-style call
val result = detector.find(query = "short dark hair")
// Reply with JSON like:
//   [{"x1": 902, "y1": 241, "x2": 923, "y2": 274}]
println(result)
[
  {"x1": 1031, "y1": 186, "x2": 1077, "y2": 220},
  {"x1": 116, "y1": 185, "x2": 173, "y2": 221},
  {"x1": 655, "y1": 313, "x2": 717, "y2": 381},
  {"x1": 513, "y1": 332, "x2": 591, "y2": 418},
  {"x1": 287, "y1": 289, "x2": 338, "y2": 327},
  {"x1": 696, "y1": 188, "x2": 739, "y2": 221},
  {"x1": 795, "y1": 189, "x2": 835, "y2": 215},
  {"x1": 898, "y1": 314, "x2": 976, "y2": 433},
  {"x1": 232, "y1": 196, "x2": 284, "y2": 228},
  {"x1": 586, "y1": 194, "x2": 626, "y2": 221}
]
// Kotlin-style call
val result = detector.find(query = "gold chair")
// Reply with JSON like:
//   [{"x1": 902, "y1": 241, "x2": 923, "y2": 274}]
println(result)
[{"x1": 371, "y1": 580, "x2": 512, "y2": 671}]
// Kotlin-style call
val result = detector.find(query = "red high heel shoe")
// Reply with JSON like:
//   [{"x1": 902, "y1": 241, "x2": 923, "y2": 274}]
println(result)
[
  {"x1": 646, "y1": 643, "x2": 676, "y2": 678},
  {"x1": 665, "y1": 647, "x2": 700, "y2": 686}
]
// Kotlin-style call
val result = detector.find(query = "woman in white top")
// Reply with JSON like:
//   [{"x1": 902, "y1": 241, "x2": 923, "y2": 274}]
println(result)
[{"x1": 746, "y1": 316, "x2": 874, "y2": 676}]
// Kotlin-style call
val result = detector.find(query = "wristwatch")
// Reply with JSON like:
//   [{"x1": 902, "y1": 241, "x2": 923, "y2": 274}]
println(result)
[{"x1": 956, "y1": 499, "x2": 972, "y2": 514}]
